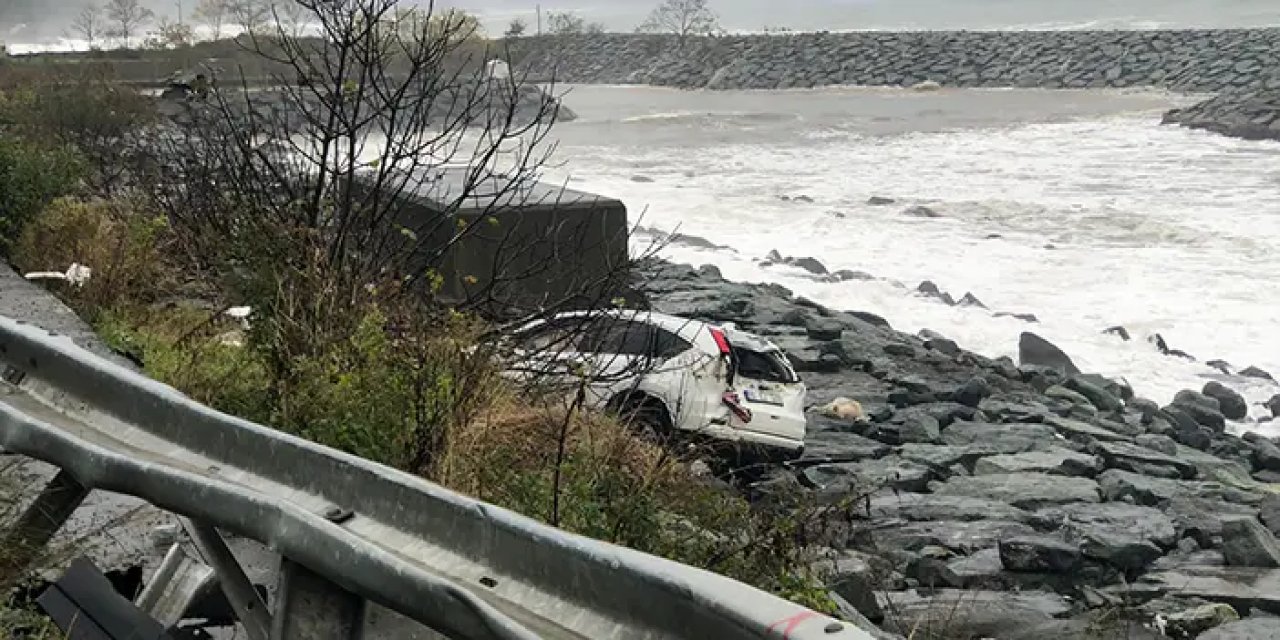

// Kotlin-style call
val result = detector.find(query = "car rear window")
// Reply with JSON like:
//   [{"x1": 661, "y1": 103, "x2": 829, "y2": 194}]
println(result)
[{"x1": 732, "y1": 347, "x2": 799, "y2": 383}]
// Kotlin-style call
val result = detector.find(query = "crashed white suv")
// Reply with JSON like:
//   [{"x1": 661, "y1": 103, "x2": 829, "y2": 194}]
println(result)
[{"x1": 506, "y1": 310, "x2": 807, "y2": 458}]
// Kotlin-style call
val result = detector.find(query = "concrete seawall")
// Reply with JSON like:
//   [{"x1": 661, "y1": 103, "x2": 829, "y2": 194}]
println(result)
[{"x1": 518, "y1": 30, "x2": 1280, "y2": 92}]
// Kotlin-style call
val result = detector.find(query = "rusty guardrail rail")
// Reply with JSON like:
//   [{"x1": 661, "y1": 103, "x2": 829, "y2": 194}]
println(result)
[{"x1": 0, "y1": 316, "x2": 869, "y2": 639}]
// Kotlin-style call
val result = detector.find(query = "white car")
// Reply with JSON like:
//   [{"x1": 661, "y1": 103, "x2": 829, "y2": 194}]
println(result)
[{"x1": 505, "y1": 310, "x2": 807, "y2": 458}]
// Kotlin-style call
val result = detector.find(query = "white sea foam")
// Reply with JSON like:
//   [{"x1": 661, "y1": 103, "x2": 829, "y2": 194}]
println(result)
[{"x1": 547, "y1": 85, "x2": 1280, "y2": 435}]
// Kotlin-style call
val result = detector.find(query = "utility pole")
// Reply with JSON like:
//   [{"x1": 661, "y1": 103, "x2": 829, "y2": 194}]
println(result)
[
  {"x1": 536, "y1": 4, "x2": 542, "y2": 36},
  {"x1": 177, "y1": 0, "x2": 184, "y2": 24}
]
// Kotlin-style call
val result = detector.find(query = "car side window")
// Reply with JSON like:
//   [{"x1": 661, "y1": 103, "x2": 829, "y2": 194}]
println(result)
[
  {"x1": 652, "y1": 329, "x2": 692, "y2": 360},
  {"x1": 516, "y1": 318, "x2": 587, "y2": 353}
]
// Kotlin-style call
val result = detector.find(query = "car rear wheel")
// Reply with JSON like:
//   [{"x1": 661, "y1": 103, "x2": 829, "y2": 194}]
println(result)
[{"x1": 612, "y1": 395, "x2": 674, "y2": 444}]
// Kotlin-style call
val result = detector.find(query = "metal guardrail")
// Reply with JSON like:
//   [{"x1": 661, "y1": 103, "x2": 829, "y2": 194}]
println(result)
[{"x1": 0, "y1": 316, "x2": 870, "y2": 640}]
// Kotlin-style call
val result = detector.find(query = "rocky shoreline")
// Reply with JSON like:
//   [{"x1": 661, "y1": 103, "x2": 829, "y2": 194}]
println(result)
[
  {"x1": 515, "y1": 31, "x2": 1280, "y2": 143},
  {"x1": 644, "y1": 259, "x2": 1280, "y2": 639}
]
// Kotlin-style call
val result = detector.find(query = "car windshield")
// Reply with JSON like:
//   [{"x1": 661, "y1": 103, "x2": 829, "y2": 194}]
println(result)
[{"x1": 732, "y1": 346, "x2": 799, "y2": 384}]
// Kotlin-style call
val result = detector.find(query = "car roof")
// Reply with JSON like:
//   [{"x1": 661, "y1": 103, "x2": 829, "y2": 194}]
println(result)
[{"x1": 540, "y1": 310, "x2": 784, "y2": 352}]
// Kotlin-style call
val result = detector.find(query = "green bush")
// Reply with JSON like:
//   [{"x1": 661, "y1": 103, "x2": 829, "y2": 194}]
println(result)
[{"x1": 0, "y1": 138, "x2": 83, "y2": 253}]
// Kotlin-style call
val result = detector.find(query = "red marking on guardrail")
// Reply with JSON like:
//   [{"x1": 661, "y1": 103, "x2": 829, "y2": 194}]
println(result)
[{"x1": 766, "y1": 611, "x2": 820, "y2": 639}]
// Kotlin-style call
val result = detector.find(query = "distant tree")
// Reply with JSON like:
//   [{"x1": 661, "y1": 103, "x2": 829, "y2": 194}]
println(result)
[
  {"x1": 638, "y1": 0, "x2": 718, "y2": 45},
  {"x1": 105, "y1": 0, "x2": 155, "y2": 47},
  {"x1": 71, "y1": 4, "x2": 107, "y2": 48},
  {"x1": 272, "y1": 1, "x2": 309, "y2": 37},
  {"x1": 546, "y1": 11, "x2": 603, "y2": 36},
  {"x1": 228, "y1": 0, "x2": 271, "y2": 35},
  {"x1": 504, "y1": 18, "x2": 527, "y2": 38},
  {"x1": 194, "y1": 0, "x2": 230, "y2": 39},
  {"x1": 144, "y1": 16, "x2": 196, "y2": 49}
]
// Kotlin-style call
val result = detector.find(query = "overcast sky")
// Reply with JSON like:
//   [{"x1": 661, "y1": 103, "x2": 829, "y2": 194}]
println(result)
[{"x1": 4, "y1": 1, "x2": 1278, "y2": 43}]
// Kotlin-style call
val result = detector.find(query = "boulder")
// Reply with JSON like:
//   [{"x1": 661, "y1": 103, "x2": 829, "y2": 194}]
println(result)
[
  {"x1": 1222, "y1": 519, "x2": 1280, "y2": 568},
  {"x1": 1045, "y1": 385, "x2": 1094, "y2": 409},
  {"x1": 1204, "y1": 382, "x2": 1249, "y2": 421},
  {"x1": 867, "y1": 196, "x2": 896, "y2": 206},
  {"x1": 1044, "y1": 416, "x2": 1134, "y2": 444},
  {"x1": 999, "y1": 535, "x2": 1083, "y2": 573},
  {"x1": 1168, "y1": 399, "x2": 1228, "y2": 433},
  {"x1": 1065, "y1": 375, "x2": 1124, "y2": 412},
  {"x1": 878, "y1": 589, "x2": 1073, "y2": 639},
  {"x1": 1038, "y1": 502, "x2": 1174, "y2": 570},
  {"x1": 1019, "y1": 332, "x2": 1080, "y2": 375},
  {"x1": 973, "y1": 448, "x2": 1102, "y2": 477},
  {"x1": 875, "y1": 519, "x2": 1038, "y2": 555},
  {"x1": 868, "y1": 413, "x2": 941, "y2": 445},
  {"x1": 1104, "y1": 326, "x2": 1132, "y2": 341},
  {"x1": 864, "y1": 492, "x2": 1035, "y2": 524},
  {"x1": 941, "y1": 421, "x2": 1058, "y2": 454},
  {"x1": 950, "y1": 376, "x2": 993, "y2": 408},
  {"x1": 800, "y1": 457, "x2": 934, "y2": 494},
  {"x1": 1247, "y1": 435, "x2": 1280, "y2": 473},
  {"x1": 903, "y1": 205, "x2": 942, "y2": 218},
  {"x1": 1270, "y1": 394, "x2": 1280, "y2": 419},
  {"x1": 1098, "y1": 469, "x2": 1261, "y2": 507},
  {"x1": 1136, "y1": 433, "x2": 1179, "y2": 456},
  {"x1": 1089, "y1": 440, "x2": 1199, "y2": 479},
  {"x1": 1262, "y1": 496, "x2": 1280, "y2": 537},
  {"x1": 1134, "y1": 566, "x2": 1280, "y2": 616},
  {"x1": 1166, "y1": 496, "x2": 1262, "y2": 548},
  {"x1": 931, "y1": 473, "x2": 1101, "y2": 509},
  {"x1": 1199, "y1": 617, "x2": 1280, "y2": 640},
  {"x1": 946, "y1": 548, "x2": 1004, "y2": 587},
  {"x1": 1240, "y1": 366, "x2": 1276, "y2": 383}
]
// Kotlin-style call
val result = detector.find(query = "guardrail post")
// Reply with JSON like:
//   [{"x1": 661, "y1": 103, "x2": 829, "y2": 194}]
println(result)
[
  {"x1": 1, "y1": 468, "x2": 89, "y2": 574},
  {"x1": 187, "y1": 519, "x2": 273, "y2": 640},
  {"x1": 271, "y1": 559, "x2": 366, "y2": 640}
]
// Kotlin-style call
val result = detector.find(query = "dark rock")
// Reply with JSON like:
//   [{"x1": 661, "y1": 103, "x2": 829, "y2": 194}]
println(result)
[
  {"x1": 882, "y1": 343, "x2": 916, "y2": 358},
  {"x1": 1262, "y1": 496, "x2": 1280, "y2": 537},
  {"x1": 951, "y1": 376, "x2": 993, "y2": 408},
  {"x1": 958, "y1": 292, "x2": 987, "y2": 309},
  {"x1": 630, "y1": 175, "x2": 655, "y2": 182},
  {"x1": 867, "y1": 196, "x2": 896, "y2": 206},
  {"x1": 1136, "y1": 433, "x2": 1180, "y2": 456},
  {"x1": 849, "y1": 311, "x2": 891, "y2": 328},
  {"x1": 903, "y1": 205, "x2": 942, "y2": 218},
  {"x1": 829, "y1": 571, "x2": 885, "y2": 622},
  {"x1": 1240, "y1": 366, "x2": 1276, "y2": 383},
  {"x1": 941, "y1": 421, "x2": 1057, "y2": 454},
  {"x1": 790, "y1": 256, "x2": 828, "y2": 275},
  {"x1": 1019, "y1": 332, "x2": 1080, "y2": 375},
  {"x1": 1044, "y1": 416, "x2": 1134, "y2": 444},
  {"x1": 996, "y1": 312, "x2": 1040, "y2": 323},
  {"x1": 1176, "y1": 389, "x2": 1222, "y2": 412},
  {"x1": 1167, "y1": 496, "x2": 1262, "y2": 548},
  {"x1": 1000, "y1": 535, "x2": 1082, "y2": 573},
  {"x1": 1098, "y1": 469, "x2": 1262, "y2": 507},
  {"x1": 915, "y1": 281, "x2": 955, "y2": 305},
  {"x1": 878, "y1": 589, "x2": 1072, "y2": 639},
  {"x1": 1207, "y1": 359, "x2": 1235, "y2": 375},
  {"x1": 923, "y1": 337, "x2": 960, "y2": 356},
  {"x1": 931, "y1": 473, "x2": 1100, "y2": 509},
  {"x1": 869, "y1": 414, "x2": 941, "y2": 445},
  {"x1": 946, "y1": 548, "x2": 1004, "y2": 587},
  {"x1": 864, "y1": 492, "x2": 1035, "y2": 524},
  {"x1": 1045, "y1": 385, "x2": 1094, "y2": 408},
  {"x1": 1169, "y1": 394, "x2": 1228, "y2": 433},
  {"x1": 1223, "y1": 519, "x2": 1280, "y2": 568},
  {"x1": 1065, "y1": 376, "x2": 1124, "y2": 412},
  {"x1": 805, "y1": 322, "x2": 843, "y2": 342},
  {"x1": 795, "y1": 430, "x2": 891, "y2": 465},
  {"x1": 906, "y1": 555, "x2": 963, "y2": 589},
  {"x1": 1090, "y1": 440, "x2": 1199, "y2": 479},
  {"x1": 826, "y1": 269, "x2": 873, "y2": 282},
  {"x1": 1204, "y1": 382, "x2": 1249, "y2": 421},
  {"x1": 874, "y1": 519, "x2": 1037, "y2": 555},
  {"x1": 1037, "y1": 502, "x2": 1175, "y2": 570},
  {"x1": 1133, "y1": 567, "x2": 1280, "y2": 616},
  {"x1": 801, "y1": 457, "x2": 934, "y2": 494},
  {"x1": 1104, "y1": 326, "x2": 1132, "y2": 341},
  {"x1": 973, "y1": 448, "x2": 1102, "y2": 477},
  {"x1": 1199, "y1": 618, "x2": 1280, "y2": 640},
  {"x1": 1247, "y1": 435, "x2": 1280, "y2": 473},
  {"x1": 696, "y1": 264, "x2": 722, "y2": 280}
]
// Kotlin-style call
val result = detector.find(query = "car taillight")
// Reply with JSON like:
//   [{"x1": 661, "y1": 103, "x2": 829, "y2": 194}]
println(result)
[
  {"x1": 709, "y1": 327, "x2": 731, "y2": 356},
  {"x1": 722, "y1": 391, "x2": 752, "y2": 424}
]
